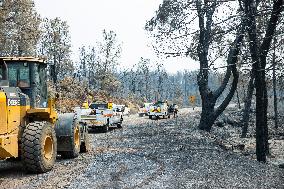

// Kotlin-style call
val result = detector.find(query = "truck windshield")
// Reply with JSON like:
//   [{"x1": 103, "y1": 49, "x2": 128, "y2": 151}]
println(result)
[
  {"x1": 153, "y1": 102, "x2": 164, "y2": 106},
  {"x1": 7, "y1": 62, "x2": 30, "y2": 88},
  {"x1": 89, "y1": 103, "x2": 108, "y2": 109}
]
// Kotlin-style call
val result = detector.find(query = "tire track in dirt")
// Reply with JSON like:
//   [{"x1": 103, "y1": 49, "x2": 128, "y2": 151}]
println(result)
[{"x1": 128, "y1": 153, "x2": 165, "y2": 189}]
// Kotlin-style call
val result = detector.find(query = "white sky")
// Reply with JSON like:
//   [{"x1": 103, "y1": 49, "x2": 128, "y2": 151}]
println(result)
[{"x1": 34, "y1": 0, "x2": 199, "y2": 73}]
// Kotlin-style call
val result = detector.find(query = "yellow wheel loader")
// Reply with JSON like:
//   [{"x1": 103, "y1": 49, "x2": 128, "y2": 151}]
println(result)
[{"x1": 0, "y1": 57, "x2": 89, "y2": 173}]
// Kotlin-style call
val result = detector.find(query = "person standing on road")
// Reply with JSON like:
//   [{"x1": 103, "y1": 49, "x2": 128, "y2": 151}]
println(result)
[{"x1": 173, "y1": 104, "x2": 178, "y2": 118}]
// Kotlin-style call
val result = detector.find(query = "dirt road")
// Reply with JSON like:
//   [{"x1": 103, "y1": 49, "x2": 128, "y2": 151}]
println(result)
[{"x1": 0, "y1": 109, "x2": 283, "y2": 188}]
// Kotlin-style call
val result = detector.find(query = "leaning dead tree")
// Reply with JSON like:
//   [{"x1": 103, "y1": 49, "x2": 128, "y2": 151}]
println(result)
[{"x1": 196, "y1": 1, "x2": 245, "y2": 131}]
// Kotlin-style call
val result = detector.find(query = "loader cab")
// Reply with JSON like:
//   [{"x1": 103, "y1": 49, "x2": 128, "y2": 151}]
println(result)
[{"x1": 0, "y1": 57, "x2": 48, "y2": 108}]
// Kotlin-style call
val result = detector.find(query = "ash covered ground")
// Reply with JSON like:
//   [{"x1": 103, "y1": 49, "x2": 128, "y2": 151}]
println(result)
[{"x1": 0, "y1": 108, "x2": 283, "y2": 189}]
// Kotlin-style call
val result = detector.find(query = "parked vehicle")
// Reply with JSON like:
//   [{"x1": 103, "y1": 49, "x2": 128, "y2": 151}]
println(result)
[
  {"x1": 76, "y1": 101, "x2": 123, "y2": 132},
  {"x1": 123, "y1": 106, "x2": 130, "y2": 116},
  {"x1": 138, "y1": 102, "x2": 153, "y2": 117},
  {"x1": 113, "y1": 104, "x2": 130, "y2": 116},
  {"x1": 148, "y1": 101, "x2": 172, "y2": 119}
]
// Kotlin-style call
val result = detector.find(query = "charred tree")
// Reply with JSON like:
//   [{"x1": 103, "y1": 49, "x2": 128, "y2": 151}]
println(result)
[
  {"x1": 242, "y1": 0, "x2": 283, "y2": 162},
  {"x1": 241, "y1": 74, "x2": 254, "y2": 138},
  {"x1": 146, "y1": 0, "x2": 246, "y2": 131},
  {"x1": 196, "y1": 1, "x2": 244, "y2": 131},
  {"x1": 272, "y1": 39, "x2": 278, "y2": 130}
]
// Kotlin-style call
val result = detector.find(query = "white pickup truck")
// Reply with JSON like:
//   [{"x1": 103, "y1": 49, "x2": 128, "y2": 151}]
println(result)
[
  {"x1": 148, "y1": 101, "x2": 171, "y2": 119},
  {"x1": 113, "y1": 104, "x2": 130, "y2": 116},
  {"x1": 75, "y1": 101, "x2": 123, "y2": 132},
  {"x1": 138, "y1": 102, "x2": 153, "y2": 117}
]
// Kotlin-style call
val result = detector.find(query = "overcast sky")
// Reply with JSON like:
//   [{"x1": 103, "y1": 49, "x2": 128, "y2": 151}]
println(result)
[{"x1": 34, "y1": 0, "x2": 199, "y2": 73}]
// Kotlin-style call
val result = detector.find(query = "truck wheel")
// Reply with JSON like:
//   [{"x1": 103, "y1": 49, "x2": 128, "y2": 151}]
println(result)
[
  {"x1": 21, "y1": 121, "x2": 57, "y2": 173},
  {"x1": 102, "y1": 124, "x2": 109, "y2": 133},
  {"x1": 117, "y1": 122, "x2": 122, "y2": 129},
  {"x1": 80, "y1": 123, "x2": 89, "y2": 153},
  {"x1": 102, "y1": 119, "x2": 109, "y2": 133},
  {"x1": 139, "y1": 113, "x2": 144, "y2": 117},
  {"x1": 149, "y1": 115, "x2": 152, "y2": 119},
  {"x1": 60, "y1": 122, "x2": 81, "y2": 159},
  {"x1": 80, "y1": 132, "x2": 90, "y2": 153}
]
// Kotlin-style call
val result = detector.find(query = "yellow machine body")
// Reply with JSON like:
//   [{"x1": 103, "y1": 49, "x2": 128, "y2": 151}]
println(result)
[
  {"x1": 0, "y1": 92, "x2": 19, "y2": 158},
  {"x1": 0, "y1": 91, "x2": 29, "y2": 158},
  {"x1": 0, "y1": 57, "x2": 57, "y2": 160},
  {"x1": 0, "y1": 93, "x2": 58, "y2": 159}
]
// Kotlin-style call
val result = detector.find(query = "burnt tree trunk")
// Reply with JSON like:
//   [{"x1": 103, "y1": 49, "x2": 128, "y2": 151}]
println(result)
[
  {"x1": 255, "y1": 67, "x2": 268, "y2": 161},
  {"x1": 244, "y1": 0, "x2": 267, "y2": 162},
  {"x1": 196, "y1": 0, "x2": 215, "y2": 131},
  {"x1": 272, "y1": 40, "x2": 278, "y2": 130},
  {"x1": 198, "y1": 92, "x2": 216, "y2": 131},
  {"x1": 257, "y1": 0, "x2": 282, "y2": 157},
  {"x1": 196, "y1": 1, "x2": 244, "y2": 131},
  {"x1": 242, "y1": 0, "x2": 283, "y2": 162},
  {"x1": 241, "y1": 75, "x2": 254, "y2": 138},
  {"x1": 236, "y1": 89, "x2": 241, "y2": 109}
]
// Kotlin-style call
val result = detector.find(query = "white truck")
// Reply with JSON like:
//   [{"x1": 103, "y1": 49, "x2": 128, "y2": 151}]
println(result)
[
  {"x1": 75, "y1": 101, "x2": 123, "y2": 132},
  {"x1": 113, "y1": 104, "x2": 130, "y2": 116},
  {"x1": 138, "y1": 102, "x2": 153, "y2": 117},
  {"x1": 148, "y1": 101, "x2": 171, "y2": 119}
]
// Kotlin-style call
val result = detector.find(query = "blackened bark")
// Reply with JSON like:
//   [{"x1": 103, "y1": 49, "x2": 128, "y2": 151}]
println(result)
[
  {"x1": 272, "y1": 45, "x2": 278, "y2": 129},
  {"x1": 51, "y1": 64, "x2": 57, "y2": 84},
  {"x1": 211, "y1": 24, "x2": 244, "y2": 129},
  {"x1": 241, "y1": 75, "x2": 254, "y2": 138},
  {"x1": 258, "y1": 0, "x2": 283, "y2": 156},
  {"x1": 243, "y1": 0, "x2": 267, "y2": 162},
  {"x1": 236, "y1": 89, "x2": 241, "y2": 109},
  {"x1": 213, "y1": 64, "x2": 232, "y2": 98},
  {"x1": 198, "y1": 92, "x2": 216, "y2": 132},
  {"x1": 196, "y1": 0, "x2": 213, "y2": 131},
  {"x1": 196, "y1": 1, "x2": 244, "y2": 131},
  {"x1": 263, "y1": 78, "x2": 269, "y2": 155},
  {"x1": 198, "y1": 31, "x2": 243, "y2": 131},
  {"x1": 255, "y1": 72, "x2": 268, "y2": 161},
  {"x1": 242, "y1": 0, "x2": 283, "y2": 162},
  {"x1": 214, "y1": 61, "x2": 239, "y2": 118}
]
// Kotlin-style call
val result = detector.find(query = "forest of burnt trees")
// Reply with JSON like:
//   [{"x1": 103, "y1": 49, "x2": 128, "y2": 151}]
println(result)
[
  {"x1": 0, "y1": 0, "x2": 283, "y2": 163},
  {"x1": 0, "y1": 0, "x2": 228, "y2": 108},
  {"x1": 147, "y1": 0, "x2": 284, "y2": 162}
]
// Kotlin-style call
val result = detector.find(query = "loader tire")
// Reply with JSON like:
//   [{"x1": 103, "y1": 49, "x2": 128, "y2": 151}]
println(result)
[
  {"x1": 60, "y1": 122, "x2": 81, "y2": 159},
  {"x1": 102, "y1": 119, "x2": 110, "y2": 133},
  {"x1": 21, "y1": 121, "x2": 57, "y2": 173}
]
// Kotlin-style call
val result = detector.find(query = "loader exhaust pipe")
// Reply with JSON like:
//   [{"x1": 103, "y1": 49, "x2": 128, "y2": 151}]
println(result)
[
  {"x1": 0, "y1": 59, "x2": 8, "y2": 80},
  {"x1": 0, "y1": 59, "x2": 9, "y2": 87}
]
